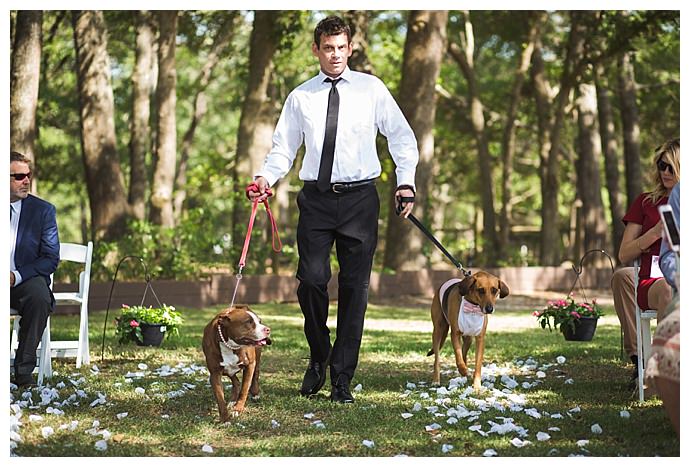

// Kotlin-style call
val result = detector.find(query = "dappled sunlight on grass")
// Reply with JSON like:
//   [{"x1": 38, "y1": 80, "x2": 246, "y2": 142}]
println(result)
[{"x1": 11, "y1": 303, "x2": 677, "y2": 457}]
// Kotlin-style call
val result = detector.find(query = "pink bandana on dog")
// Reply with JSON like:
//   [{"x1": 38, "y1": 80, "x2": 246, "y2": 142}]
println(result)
[{"x1": 458, "y1": 297, "x2": 485, "y2": 336}]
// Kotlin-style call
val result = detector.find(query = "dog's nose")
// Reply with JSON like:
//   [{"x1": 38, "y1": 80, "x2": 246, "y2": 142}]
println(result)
[
  {"x1": 263, "y1": 326, "x2": 271, "y2": 336},
  {"x1": 485, "y1": 304, "x2": 494, "y2": 314}
]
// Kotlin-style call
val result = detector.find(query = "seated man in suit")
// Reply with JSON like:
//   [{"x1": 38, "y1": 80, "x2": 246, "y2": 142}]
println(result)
[{"x1": 10, "y1": 151, "x2": 60, "y2": 388}]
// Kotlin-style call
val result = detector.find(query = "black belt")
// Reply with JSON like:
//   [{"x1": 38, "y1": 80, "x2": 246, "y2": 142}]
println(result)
[{"x1": 304, "y1": 179, "x2": 376, "y2": 193}]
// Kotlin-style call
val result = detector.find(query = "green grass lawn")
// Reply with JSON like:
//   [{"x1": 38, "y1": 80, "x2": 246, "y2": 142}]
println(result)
[{"x1": 10, "y1": 302, "x2": 679, "y2": 457}]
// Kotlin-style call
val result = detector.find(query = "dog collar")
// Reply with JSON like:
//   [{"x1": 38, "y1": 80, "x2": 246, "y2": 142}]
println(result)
[{"x1": 217, "y1": 325, "x2": 242, "y2": 350}]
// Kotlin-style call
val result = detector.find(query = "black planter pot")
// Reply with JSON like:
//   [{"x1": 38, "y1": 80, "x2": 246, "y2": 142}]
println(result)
[
  {"x1": 136, "y1": 323, "x2": 167, "y2": 347},
  {"x1": 562, "y1": 317, "x2": 598, "y2": 341}
]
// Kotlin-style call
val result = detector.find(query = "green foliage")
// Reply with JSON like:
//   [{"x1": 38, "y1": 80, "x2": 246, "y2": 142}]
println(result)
[
  {"x1": 115, "y1": 303, "x2": 183, "y2": 344},
  {"x1": 533, "y1": 295, "x2": 605, "y2": 334}
]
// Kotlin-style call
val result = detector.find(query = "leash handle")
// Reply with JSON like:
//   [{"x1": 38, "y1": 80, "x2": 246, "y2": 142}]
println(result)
[
  {"x1": 238, "y1": 200, "x2": 260, "y2": 269},
  {"x1": 262, "y1": 199, "x2": 282, "y2": 253}
]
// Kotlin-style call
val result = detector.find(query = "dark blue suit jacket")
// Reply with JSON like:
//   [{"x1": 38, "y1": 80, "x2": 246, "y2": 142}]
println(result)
[{"x1": 14, "y1": 194, "x2": 60, "y2": 288}]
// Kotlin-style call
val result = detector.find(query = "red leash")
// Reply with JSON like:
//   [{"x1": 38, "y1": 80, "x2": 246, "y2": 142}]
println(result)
[{"x1": 230, "y1": 182, "x2": 282, "y2": 307}]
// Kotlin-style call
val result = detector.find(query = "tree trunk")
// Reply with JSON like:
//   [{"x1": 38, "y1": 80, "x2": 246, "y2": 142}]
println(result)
[
  {"x1": 539, "y1": 11, "x2": 588, "y2": 265},
  {"x1": 531, "y1": 40, "x2": 553, "y2": 201},
  {"x1": 595, "y1": 63, "x2": 626, "y2": 261},
  {"x1": 499, "y1": 12, "x2": 544, "y2": 253},
  {"x1": 344, "y1": 10, "x2": 374, "y2": 74},
  {"x1": 72, "y1": 10, "x2": 130, "y2": 241},
  {"x1": 381, "y1": 11, "x2": 447, "y2": 270},
  {"x1": 129, "y1": 10, "x2": 155, "y2": 221},
  {"x1": 617, "y1": 51, "x2": 642, "y2": 203},
  {"x1": 448, "y1": 11, "x2": 499, "y2": 265},
  {"x1": 575, "y1": 83, "x2": 608, "y2": 263},
  {"x1": 232, "y1": 11, "x2": 280, "y2": 265},
  {"x1": 10, "y1": 11, "x2": 42, "y2": 188},
  {"x1": 173, "y1": 12, "x2": 238, "y2": 222},
  {"x1": 150, "y1": 10, "x2": 178, "y2": 228}
]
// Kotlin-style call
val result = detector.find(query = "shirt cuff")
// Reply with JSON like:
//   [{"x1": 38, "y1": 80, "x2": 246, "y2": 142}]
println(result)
[{"x1": 12, "y1": 270, "x2": 23, "y2": 287}]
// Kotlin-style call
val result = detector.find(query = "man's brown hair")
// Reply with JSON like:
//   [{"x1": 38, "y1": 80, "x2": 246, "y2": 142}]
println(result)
[{"x1": 313, "y1": 16, "x2": 351, "y2": 48}]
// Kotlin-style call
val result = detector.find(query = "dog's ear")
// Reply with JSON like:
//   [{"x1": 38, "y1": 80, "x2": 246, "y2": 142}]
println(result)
[
  {"x1": 498, "y1": 280, "x2": 510, "y2": 298},
  {"x1": 457, "y1": 276, "x2": 476, "y2": 296}
]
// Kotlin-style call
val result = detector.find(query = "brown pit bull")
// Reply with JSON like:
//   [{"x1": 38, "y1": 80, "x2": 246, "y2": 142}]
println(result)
[
  {"x1": 202, "y1": 305, "x2": 271, "y2": 421},
  {"x1": 428, "y1": 271, "x2": 509, "y2": 391}
]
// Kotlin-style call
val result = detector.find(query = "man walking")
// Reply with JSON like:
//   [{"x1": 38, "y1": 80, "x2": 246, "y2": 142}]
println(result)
[{"x1": 249, "y1": 16, "x2": 419, "y2": 403}]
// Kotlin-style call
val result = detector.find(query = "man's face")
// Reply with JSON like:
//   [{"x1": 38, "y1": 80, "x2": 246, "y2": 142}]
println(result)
[
  {"x1": 10, "y1": 161, "x2": 31, "y2": 202},
  {"x1": 312, "y1": 32, "x2": 352, "y2": 78}
]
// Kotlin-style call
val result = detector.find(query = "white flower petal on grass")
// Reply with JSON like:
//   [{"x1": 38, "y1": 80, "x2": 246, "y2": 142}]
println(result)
[
  {"x1": 137, "y1": 363, "x2": 148, "y2": 370},
  {"x1": 412, "y1": 402, "x2": 422, "y2": 412},
  {"x1": 401, "y1": 413, "x2": 413, "y2": 419},
  {"x1": 550, "y1": 413, "x2": 563, "y2": 419},
  {"x1": 537, "y1": 432, "x2": 551, "y2": 441},
  {"x1": 548, "y1": 427, "x2": 561, "y2": 432},
  {"x1": 303, "y1": 412, "x2": 315, "y2": 419},
  {"x1": 556, "y1": 355, "x2": 566, "y2": 364},
  {"x1": 425, "y1": 423, "x2": 442, "y2": 432},
  {"x1": 591, "y1": 423, "x2": 603, "y2": 434},
  {"x1": 569, "y1": 406, "x2": 581, "y2": 413},
  {"x1": 94, "y1": 440, "x2": 108, "y2": 451},
  {"x1": 46, "y1": 407, "x2": 64, "y2": 416},
  {"x1": 564, "y1": 378, "x2": 574, "y2": 384},
  {"x1": 576, "y1": 439, "x2": 590, "y2": 448},
  {"x1": 311, "y1": 420, "x2": 326, "y2": 429},
  {"x1": 510, "y1": 438, "x2": 531, "y2": 448},
  {"x1": 483, "y1": 449, "x2": 498, "y2": 457},
  {"x1": 441, "y1": 444, "x2": 453, "y2": 453},
  {"x1": 201, "y1": 444, "x2": 213, "y2": 453},
  {"x1": 41, "y1": 426, "x2": 55, "y2": 438},
  {"x1": 271, "y1": 419, "x2": 280, "y2": 429},
  {"x1": 354, "y1": 384, "x2": 363, "y2": 392},
  {"x1": 446, "y1": 417, "x2": 458, "y2": 425},
  {"x1": 620, "y1": 410, "x2": 631, "y2": 419},
  {"x1": 406, "y1": 382, "x2": 417, "y2": 389},
  {"x1": 116, "y1": 412, "x2": 128, "y2": 420},
  {"x1": 134, "y1": 387, "x2": 145, "y2": 395},
  {"x1": 29, "y1": 414, "x2": 44, "y2": 422},
  {"x1": 536, "y1": 371, "x2": 546, "y2": 378},
  {"x1": 362, "y1": 440, "x2": 375, "y2": 448},
  {"x1": 524, "y1": 408, "x2": 542, "y2": 418}
]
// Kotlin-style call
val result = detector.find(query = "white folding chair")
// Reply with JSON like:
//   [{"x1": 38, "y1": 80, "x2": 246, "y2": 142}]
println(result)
[
  {"x1": 633, "y1": 258, "x2": 657, "y2": 402},
  {"x1": 51, "y1": 241, "x2": 94, "y2": 368},
  {"x1": 10, "y1": 308, "x2": 52, "y2": 386}
]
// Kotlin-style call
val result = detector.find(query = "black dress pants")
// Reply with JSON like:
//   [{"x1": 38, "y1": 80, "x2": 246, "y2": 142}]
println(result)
[
  {"x1": 296, "y1": 183, "x2": 379, "y2": 383},
  {"x1": 10, "y1": 276, "x2": 54, "y2": 377}
]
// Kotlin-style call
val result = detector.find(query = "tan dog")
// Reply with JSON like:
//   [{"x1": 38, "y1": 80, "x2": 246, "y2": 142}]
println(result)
[
  {"x1": 202, "y1": 305, "x2": 271, "y2": 421},
  {"x1": 428, "y1": 271, "x2": 509, "y2": 390}
]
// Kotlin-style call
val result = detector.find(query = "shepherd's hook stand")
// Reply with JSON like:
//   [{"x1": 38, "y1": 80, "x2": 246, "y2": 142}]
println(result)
[
  {"x1": 566, "y1": 249, "x2": 620, "y2": 357},
  {"x1": 100, "y1": 255, "x2": 163, "y2": 362}
]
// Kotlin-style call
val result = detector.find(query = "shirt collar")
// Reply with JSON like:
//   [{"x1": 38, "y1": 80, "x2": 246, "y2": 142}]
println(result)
[{"x1": 318, "y1": 66, "x2": 352, "y2": 85}]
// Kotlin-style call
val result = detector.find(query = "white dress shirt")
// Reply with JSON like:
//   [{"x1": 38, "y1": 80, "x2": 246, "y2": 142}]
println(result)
[
  {"x1": 256, "y1": 67, "x2": 419, "y2": 188},
  {"x1": 10, "y1": 199, "x2": 23, "y2": 286}
]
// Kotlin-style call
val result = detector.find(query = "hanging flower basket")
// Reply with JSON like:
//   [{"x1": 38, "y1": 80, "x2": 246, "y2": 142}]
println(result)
[
  {"x1": 533, "y1": 295, "x2": 604, "y2": 341},
  {"x1": 115, "y1": 304, "x2": 183, "y2": 346}
]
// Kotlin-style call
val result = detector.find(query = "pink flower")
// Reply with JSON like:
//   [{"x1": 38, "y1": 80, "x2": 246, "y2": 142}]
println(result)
[
  {"x1": 533, "y1": 310, "x2": 542, "y2": 317},
  {"x1": 122, "y1": 304, "x2": 130, "y2": 309},
  {"x1": 129, "y1": 320, "x2": 139, "y2": 328},
  {"x1": 570, "y1": 311, "x2": 581, "y2": 318}
]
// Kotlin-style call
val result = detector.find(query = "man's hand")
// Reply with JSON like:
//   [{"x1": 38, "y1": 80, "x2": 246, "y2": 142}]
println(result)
[
  {"x1": 246, "y1": 177, "x2": 271, "y2": 202},
  {"x1": 395, "y1": 186, "x2": 415, "y2": 218},
  {"x1": 10, "y1": 271, "x2": 15, "y2": 287}
]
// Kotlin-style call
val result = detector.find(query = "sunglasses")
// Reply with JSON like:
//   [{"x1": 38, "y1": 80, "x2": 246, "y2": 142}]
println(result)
[
  {"x1": 10, "y1": 172, "x2": 32, "y2": 181},
  {"x1": 656, "y1": 159, "x2": 674, "y2": 175}
]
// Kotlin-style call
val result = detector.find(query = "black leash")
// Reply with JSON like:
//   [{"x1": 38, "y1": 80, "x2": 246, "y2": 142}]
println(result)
[{"x1": 397, "y1": 197, "x2": 471, "y2": 277}]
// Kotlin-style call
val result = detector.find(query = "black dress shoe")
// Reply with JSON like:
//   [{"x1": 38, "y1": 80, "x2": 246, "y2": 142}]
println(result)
[
  {"x1": 330, "y1": 375, "x2": 355, "y2": 403},
  {"x1": 11, "y1": 373, "x2": 35, "y2": 389},
  {"x1": 300, "y1": 360, "x2": 328, "y2": 396}
]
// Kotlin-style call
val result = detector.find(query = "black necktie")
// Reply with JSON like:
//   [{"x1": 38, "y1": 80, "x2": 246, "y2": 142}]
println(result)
[{"x1": 317, "y1": 78, "x2": 341, "y2": 192}]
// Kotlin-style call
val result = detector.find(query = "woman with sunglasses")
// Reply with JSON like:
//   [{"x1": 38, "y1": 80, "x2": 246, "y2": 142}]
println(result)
[{"x1": 611, "y1": 138, "x2": 679, "y2": 389}]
